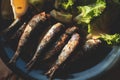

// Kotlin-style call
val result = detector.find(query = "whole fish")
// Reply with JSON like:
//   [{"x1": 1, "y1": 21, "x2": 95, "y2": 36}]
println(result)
[
  {"x1": 9, "y1": 12, "x2": 49, "y2": 64},
  {"x1": 26, "y1": 23, "x2": 64, "y2": 70},
  {"x1": 45, "y1": 33, "x2": 80, "y2": 79}
]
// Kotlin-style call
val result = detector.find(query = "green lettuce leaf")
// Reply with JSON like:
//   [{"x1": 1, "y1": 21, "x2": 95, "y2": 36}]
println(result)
[
  {"x1": 75, "y1": 0, "x2": 106, "y2": 24},
  {"x1": 54, "y1": 0, "x2": 75, "y2": 11},
  {"x1": 100, "y1": 34, "x2": 120, "y2": 45},
  {"x1": 61, "y1": 0, "x2": 75, "y2": 10}
]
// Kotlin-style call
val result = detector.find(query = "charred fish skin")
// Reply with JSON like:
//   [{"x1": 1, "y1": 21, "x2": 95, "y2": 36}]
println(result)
[
  {"x1": 7, "y1": 7, "x2": 38, "y2": 41},
  {"x1": 10, "y1": 22, "x2": 27, "y2": 40},
  {"x1": 65, "y1": 26, "x2": 79, "y2": 35},
  {"x1": 43, "y1": 26, "x2": 79, "y2": 60},
  {"x1": 9, "y1": 12, "x2": 49, "y2": 64},
  {"x1": 45, "y1": 33, "x2": 80, "y2": 79},
  {"x1": 43, "y1": 33, "x2": 69, "y2": 61},
  {"x1": 26, "y1": 23, "x2": 65, "y2": 70}
]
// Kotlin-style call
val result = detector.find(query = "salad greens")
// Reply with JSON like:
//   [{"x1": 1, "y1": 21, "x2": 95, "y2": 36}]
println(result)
[
  {"x1": 55, "y1": 0, "x2": 106, "y2": 22},
  {"x1": 75, "y1": 0, "x2": 106, "y2": 24},
  {"x1": 61, "y1": 0, "x2": 75, "y2": 10},
  {"x1": 54, "y1": 0, "x2": 75, "y2": 11},
  {"x1": 55, "y1": 0, "x2": 120, "y2": 46},
  {"x1": 100, "y1": 34, "x2": 120, "y2": 45},
  {"x1": 54, "y1": 0, "x2": 106, "y2": 25},
  {"x1": 29, "y1": 0, "x2": 120, "y2": 46}
]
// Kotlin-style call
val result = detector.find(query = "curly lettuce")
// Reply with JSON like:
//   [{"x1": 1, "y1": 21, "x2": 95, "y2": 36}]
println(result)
[
  {"x1": 53, "y1": 0, "x2": 120, "y2": 46},
  {"x1": 54, "y1": 0, "x2": 75, "y2": 11},
  {"x1": 61, "y1": 0, "x2": 75, "y2": 10},
  {"x1": 100, "y1": 34, "x2": 120, "y2": 45},
  {"x1": 74, "y1": 0, "x2": 106, "y2": 24}
]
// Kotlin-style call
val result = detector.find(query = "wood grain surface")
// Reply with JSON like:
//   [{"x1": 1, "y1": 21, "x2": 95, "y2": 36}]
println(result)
[{"x1": 0, "y1": 59, "x2": 23, "y2": 80}]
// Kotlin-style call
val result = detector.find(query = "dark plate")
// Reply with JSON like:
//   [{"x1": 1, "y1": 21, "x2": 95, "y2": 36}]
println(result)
[{"x1": 1, "y1": 37, "x2": 120, "y2": 80}]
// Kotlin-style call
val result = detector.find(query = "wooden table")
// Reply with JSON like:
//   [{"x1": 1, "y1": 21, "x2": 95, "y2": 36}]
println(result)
[{"x1": 0, "y1": 58, "x2": 23, "y2": 80}]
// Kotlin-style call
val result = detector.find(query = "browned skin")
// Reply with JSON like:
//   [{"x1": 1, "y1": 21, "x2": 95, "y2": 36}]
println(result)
[
  {"x1": 26, "y1": 23, "x2": 64, "y2": 70},
  {"x1": 9, "y1": 12, "x2": 49, "y2": 64},
  {"x1": 83, "y1": 39, "x2": 101, "y2": 51},
  {"x1": 45, "y1": 33, "x2": 80, "y2": 79},
  {"x1": 43, "y1": 26, "x2": 79, "y2": 60},
  {"x1": 10, "y1": 22, "x2": 27, "y2": 40}
]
